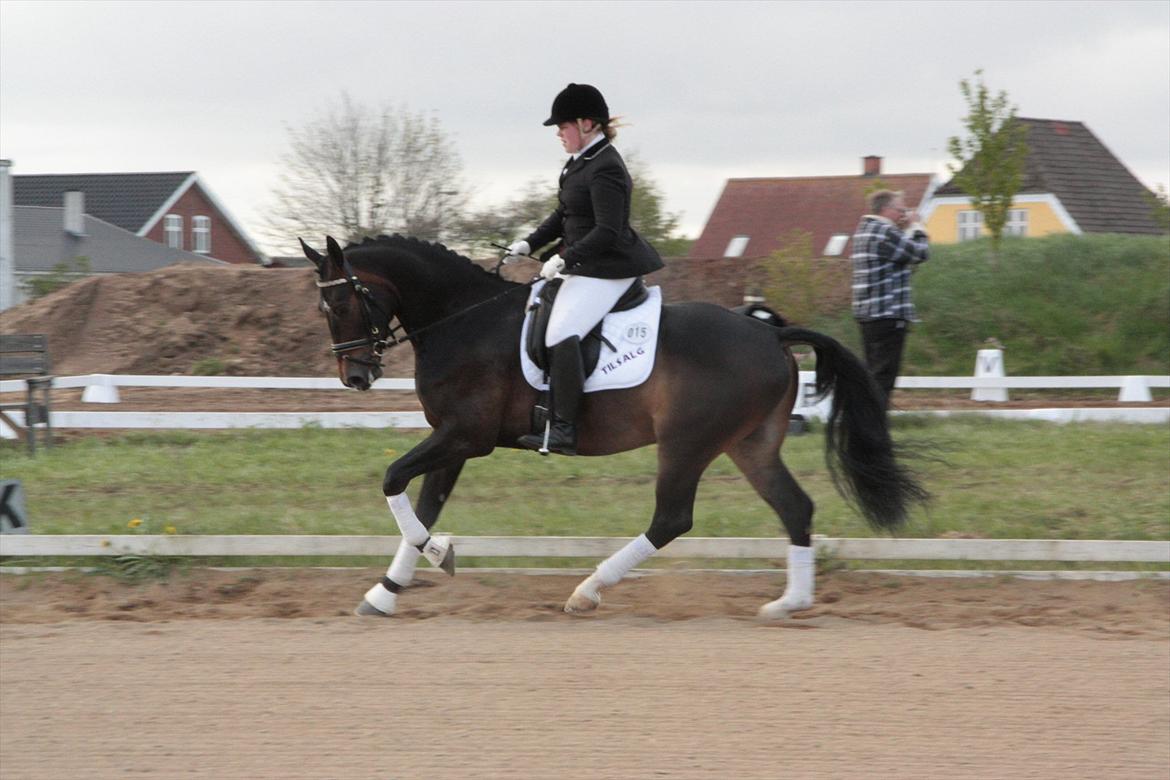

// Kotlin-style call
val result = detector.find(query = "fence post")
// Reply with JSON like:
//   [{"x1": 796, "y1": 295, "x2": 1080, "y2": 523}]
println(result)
[
  {"x1": 972, "y1": 349, "x2": 1008, "y2": 402},
  {"x1": 1118, "y1": 376, "x2": 1152, "y2": 403},
  {"x1": 81, "y1": 374, "x2": 120, "y2": 404}
]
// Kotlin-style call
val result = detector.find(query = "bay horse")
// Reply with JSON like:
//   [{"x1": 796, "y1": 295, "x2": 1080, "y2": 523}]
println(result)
[{"x1": 300, "y1": 234, "x2": 925, "y2": 618}]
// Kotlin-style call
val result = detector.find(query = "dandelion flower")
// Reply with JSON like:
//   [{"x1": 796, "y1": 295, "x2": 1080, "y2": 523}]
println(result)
[
  {"x1": 164, "y1": 525, "x2": 177, "y2": 535},
  {"x1": 127, "y1": 518, "x2": 143, "y2": 529},
  {"x1": 384, "y1": 449, "x2": 398, "y2": 457}
]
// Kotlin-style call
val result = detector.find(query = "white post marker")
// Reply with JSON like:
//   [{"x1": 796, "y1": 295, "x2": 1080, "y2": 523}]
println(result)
[
  {"x1": 972, "y1": 348, "x2": 1008, "y2": 402},
  {"x1": 1118, "y1": 375, "x2": 1152, "y2": 403}
]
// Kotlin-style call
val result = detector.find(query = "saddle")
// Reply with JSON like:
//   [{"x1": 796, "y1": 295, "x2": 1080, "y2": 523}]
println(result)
[{"x1": 524, "y1": 277, "x2": 649, "y2": 376}]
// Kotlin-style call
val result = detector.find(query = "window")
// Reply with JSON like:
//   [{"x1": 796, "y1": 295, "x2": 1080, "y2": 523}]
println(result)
[
  {"x1": 723, "y1": 235, "x2": 750, "y2": 258},
  {"x1": 1004, "y1": 208, "x2": 1028, "y2": 237},
  {"x1": 164, "y1": 215, "x2": 183, "y2": 249},
  {"x1": 822, "y1": 234, "x2": 849, "y2": 256},
  {"x1": 957, "y1": 210, "x2": 983, "y2": 242},
  {"x1": 192, "y1": 216, "x2": 212, "y2": 254}
]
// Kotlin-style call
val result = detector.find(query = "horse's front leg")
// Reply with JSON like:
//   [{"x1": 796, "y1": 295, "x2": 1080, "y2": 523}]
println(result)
[{"x1": 356, "y1": 430, "x2": 479, "y2": 617}]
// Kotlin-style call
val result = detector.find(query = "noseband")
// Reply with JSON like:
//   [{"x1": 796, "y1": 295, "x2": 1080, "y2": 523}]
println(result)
[{"x1": 316, "y1": 257, "x2": 408, "y2": 366}]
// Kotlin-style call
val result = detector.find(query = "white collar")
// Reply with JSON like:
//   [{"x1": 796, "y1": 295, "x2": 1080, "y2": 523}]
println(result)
[
  {"x1": 571, "y1": 133, "x2": 606, "y2": 160},
  {"x1": 865, "y1": 213, "x2": 896, "y2": 226}
]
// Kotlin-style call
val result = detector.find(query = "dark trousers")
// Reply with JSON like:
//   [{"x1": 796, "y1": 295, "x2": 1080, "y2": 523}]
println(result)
[{"x1": 859, "y1": 318, "x2": 908, "y2": 408}]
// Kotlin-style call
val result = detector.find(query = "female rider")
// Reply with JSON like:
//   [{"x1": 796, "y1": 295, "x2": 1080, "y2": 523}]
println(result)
[{"x1": 505, "y1": 83, "x2": 664, "y2": 455}]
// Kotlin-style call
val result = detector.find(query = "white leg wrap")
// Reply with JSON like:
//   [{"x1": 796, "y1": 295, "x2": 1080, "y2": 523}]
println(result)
[
  {"x1": 363, "y1": 582, "x2": 399, "y2": 614},
  {"x1": 566, "y1": 534, "x2": 658, "y2": 613},
  {"x1": 387, "y1": 538, "x2": 422, "y2": 587},
  {"x1": 595, "y1": 534, "x2": 658, "y2": 587},
  {"x1": 387, "y1": 493, "x2": 429, "y2": 547},
  {"x1": 758, "y1": 544, "x2": 816, "y2": 619}
]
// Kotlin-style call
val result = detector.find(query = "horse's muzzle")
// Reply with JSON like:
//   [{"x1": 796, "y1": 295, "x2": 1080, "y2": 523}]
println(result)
[{"x1": 341, "y1": 357, "x2": 382, "y2": 391}]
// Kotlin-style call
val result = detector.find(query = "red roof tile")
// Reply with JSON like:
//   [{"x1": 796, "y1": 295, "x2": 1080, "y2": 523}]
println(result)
[{"x1": 689, "y1": 171, "x2": 935, "y2": 260}]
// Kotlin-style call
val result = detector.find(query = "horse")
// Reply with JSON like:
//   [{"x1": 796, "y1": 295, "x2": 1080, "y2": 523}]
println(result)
[{"x1": 300, "y1": 234, "x2": 926, "y2": 618}]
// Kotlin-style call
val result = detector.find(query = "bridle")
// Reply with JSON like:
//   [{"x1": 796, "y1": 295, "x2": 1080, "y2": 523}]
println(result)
[
  {"x1": 316, "y1": 251, "x2": 540, "y2": 368},
  {"x1": 315, "y1": 255, "x2": 408, "y2": 367}
]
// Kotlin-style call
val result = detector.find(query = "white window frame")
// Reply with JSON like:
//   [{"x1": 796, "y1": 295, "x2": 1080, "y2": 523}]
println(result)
[
  {"x1": 192, "y1": 215, "x2": 212, "y2": 254},
  {"x1": 1004, "y1": 208, "x2": 1028, "y2": 237},
  {"x1": 164, "y1": 214, "x2": 183, "y2": 249},
  {"x1": 723, "y1": 235, "x2": 750, "y2": 258},
  {"x1": 822, "y1": 234, "x2": 849, "y2": 256},
  {"x1": 957, "y1": 210, "x2": 983, "y2": 242}
]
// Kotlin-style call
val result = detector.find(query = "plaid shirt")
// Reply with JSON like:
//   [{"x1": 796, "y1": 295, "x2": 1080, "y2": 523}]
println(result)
[{"x1": 850, "y1": 215, "x2": 930, "y2": 321}]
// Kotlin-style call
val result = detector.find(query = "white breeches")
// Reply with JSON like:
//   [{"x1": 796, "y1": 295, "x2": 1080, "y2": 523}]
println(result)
[{"x1": 545, "y1": 275, "x2": 638, "y2": 347}]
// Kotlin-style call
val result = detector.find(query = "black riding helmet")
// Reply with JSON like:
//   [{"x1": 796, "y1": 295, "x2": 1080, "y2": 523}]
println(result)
[{"x1": 543, "y1": 83, "x2": 609, "y2": 127}]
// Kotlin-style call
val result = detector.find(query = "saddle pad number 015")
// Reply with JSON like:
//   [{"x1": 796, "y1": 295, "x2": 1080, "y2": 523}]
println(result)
[{"x1": 520, "y1": 283, "x2": 663, "y2": 393}]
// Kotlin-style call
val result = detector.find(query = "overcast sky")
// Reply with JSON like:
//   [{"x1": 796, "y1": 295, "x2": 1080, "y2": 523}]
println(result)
[{"x1": 2, "y1": 0, "x2": 1167, "y2": 255}]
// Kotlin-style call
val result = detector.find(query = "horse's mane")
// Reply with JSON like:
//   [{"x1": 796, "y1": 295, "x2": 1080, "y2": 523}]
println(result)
[{"x1": 347, "y1": 234, "x2": 514, "y2": 286}]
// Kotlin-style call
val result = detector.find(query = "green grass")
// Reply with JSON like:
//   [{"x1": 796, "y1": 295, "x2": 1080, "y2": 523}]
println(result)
[
  {"x1": 799, "y1": 233, "x2": 1170, "y2": 376},
  {"x1": 2, "y1": 419, "x2": 1167, "y2": 544}
]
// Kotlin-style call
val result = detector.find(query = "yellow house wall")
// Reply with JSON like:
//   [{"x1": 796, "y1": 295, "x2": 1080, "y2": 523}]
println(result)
[{"x1": 924, "y1": 200, "x2": 1070, "y2": 244}]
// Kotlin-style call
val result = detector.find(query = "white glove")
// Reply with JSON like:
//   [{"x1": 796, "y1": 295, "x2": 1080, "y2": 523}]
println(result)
[
  {"x1": 540, "y1": 255, "x2": 565, "y2": 280},
  {"x1": 502, "y1": 240, "x2": 530, "y2": 264}
]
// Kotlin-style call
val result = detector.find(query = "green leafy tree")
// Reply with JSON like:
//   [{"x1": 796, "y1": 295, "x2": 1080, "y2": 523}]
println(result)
[
  {"x1": 27, "y1": 256, "x2": 91, "y2": 299},
  {"x1": 1147, "y1": 184, "x2": 1170, "y2": 231},
  {"x1": 758, "y1": 230, "x2": 850, "y2": 326},
  {"x1": 947, "y1": 69, "x2": 1029, "y2": 257},
  {"x1": 265, "y1": 92, "x2": 469, "y2": 252}
]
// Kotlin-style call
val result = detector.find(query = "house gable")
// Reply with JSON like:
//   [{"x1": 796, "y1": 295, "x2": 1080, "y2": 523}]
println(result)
[
  {"x1": 13, "y1": 171, "x2": 266, "y2": 265},
  {"x1": 140, "y1": 180, "x2": 265, "y2": 265},
  {"x1": 933, "y1": 118, "x2": 1164, "y2": 237},
  {"x1": 690, "y1": 161, "x2": 936, "y2": 260}
]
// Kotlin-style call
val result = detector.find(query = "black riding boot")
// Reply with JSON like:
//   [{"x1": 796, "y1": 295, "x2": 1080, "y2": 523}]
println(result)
[{"x1": 518, "y1": 336, "x2": 584, "y2": 455}]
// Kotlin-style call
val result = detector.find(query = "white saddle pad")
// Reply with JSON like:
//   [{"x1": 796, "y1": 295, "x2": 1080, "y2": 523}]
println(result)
[{"x1": 520, "y1": 281, "x2": 663, "y2": 393}]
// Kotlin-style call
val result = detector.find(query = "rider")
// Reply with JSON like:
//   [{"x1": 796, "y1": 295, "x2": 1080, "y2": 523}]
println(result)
[{"x1": 505, "y1": 83, "x2": 665, "y2": 455}]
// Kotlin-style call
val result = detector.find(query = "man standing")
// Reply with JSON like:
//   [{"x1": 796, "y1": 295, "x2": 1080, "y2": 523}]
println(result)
[{"x1": 850, "y1": 189, "x2": 930, "y2": 408}]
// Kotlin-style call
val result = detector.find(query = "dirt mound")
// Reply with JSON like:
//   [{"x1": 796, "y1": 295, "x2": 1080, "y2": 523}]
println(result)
[{"x1": 0, "y1": 263, "x2": 416, "y2": 378}]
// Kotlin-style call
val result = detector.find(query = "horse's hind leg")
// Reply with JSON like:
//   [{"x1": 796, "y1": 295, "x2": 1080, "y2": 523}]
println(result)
[
  {"x1": 726, "y1": 427, "x2": 817, "y2": 619},
  {"x1": 564, "y1": 446, "x2": 714, "y2": 613},
  {"x1": 356, "y1": 461, "x2": 466, "y2": 617}
]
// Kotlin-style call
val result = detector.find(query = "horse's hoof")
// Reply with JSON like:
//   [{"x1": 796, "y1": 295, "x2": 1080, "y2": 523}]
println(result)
[
  {"x1": 354, "y1": 599, "x2": 392, "y2": 617},
  {"x1": 422, "y1": 536, "x2": 456, "y2": 577},
  {"x1": 757, "y1": 595, "x2": 813, "y2": 621},
  {"x1": 564, "y1": 588, "x2": 601, "y2": 614}
]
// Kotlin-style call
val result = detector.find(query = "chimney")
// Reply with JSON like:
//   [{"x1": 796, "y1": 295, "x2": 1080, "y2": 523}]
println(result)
[
  {"x1": 862, "y1": 156, "x2": 882, "y2": 177},
  {"x1": 64, "y1": 191, "x2": 85, "y2": 236}
]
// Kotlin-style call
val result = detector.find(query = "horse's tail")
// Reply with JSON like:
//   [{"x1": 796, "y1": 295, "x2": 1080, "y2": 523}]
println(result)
[{"x1": 776, "y1": 326, "x2": 928, "y2": 532}]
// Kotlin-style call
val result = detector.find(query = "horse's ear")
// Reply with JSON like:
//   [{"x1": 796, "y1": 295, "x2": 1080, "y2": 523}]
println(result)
[
  {"x1": 299, "y1": 238, "x2": 324, "y2": 269},
  {"x1": 325, "y1": 235, "x2": 345, "y2": 269}
]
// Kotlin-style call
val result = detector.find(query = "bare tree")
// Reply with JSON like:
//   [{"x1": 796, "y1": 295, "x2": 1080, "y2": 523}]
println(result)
[{"x1": 265, "y1": 93, "x2": 468, "y2": 252}]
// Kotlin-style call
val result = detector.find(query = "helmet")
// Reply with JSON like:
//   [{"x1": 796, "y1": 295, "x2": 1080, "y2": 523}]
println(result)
[{"x1": 543, "y1": 83, "x2": 609, "y2": 127}]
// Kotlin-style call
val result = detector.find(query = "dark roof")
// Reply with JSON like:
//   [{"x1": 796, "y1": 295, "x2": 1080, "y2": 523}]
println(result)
[
  {"x1": 13, "y1": 206, "x2": 223, "y2": 273},
  {"x1": 13, "y1": 172, "x2": 194, "y2": 233},
  {"x1": 689, "y1": 172, "x2": 935, "y2": 260},
  {"x1": 936, "y1": 118, "x2": 1164, "y2": 235}
]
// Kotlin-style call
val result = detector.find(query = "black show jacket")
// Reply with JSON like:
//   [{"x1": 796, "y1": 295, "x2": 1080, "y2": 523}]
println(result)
[{"x1": 525, "y1": 139, "x2": 665, "y2": 279}]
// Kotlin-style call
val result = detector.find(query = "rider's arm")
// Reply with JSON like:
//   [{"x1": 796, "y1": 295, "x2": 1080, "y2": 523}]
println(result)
[{"x1": 525, "y1": 204, "x2": 565, "y2": 254}]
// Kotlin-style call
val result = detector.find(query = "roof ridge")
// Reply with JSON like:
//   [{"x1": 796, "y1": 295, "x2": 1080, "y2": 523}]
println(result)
[{"x1": 727, "y1": 172, "x2": 934, "y2": 183}]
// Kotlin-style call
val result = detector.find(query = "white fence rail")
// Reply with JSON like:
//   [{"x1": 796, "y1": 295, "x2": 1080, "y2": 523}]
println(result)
[
  {"x1": 2, "y1": 534, "x2": 1167, "y2": 563},
  {"x1": 1, "y1": 371, "x2": 1167, "y2": 437}
]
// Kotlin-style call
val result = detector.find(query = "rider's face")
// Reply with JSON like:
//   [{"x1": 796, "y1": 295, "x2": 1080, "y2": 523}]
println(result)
[{"x1": 557, "y1": 120, "x2": 596, "y2": 154}]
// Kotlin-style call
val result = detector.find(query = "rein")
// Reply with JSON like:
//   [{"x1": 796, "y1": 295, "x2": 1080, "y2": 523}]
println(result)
[{"x1": 317, "y1": 260, "x2": 537, "y2": 362}]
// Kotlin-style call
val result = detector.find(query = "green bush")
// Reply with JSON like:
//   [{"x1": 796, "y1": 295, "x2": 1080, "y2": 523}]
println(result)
[{"x1": 803, "y1": 233, "x2": 1170, "y2": 375}]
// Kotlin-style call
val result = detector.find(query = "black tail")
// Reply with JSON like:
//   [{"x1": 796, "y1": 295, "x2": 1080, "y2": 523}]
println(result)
[{"x1": 776, "y1": 326, "x2": 928, "y2": 532}]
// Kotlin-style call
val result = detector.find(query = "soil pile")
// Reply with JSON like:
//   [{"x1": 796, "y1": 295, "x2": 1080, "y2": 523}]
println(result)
[{"x1": 0, "y1": 263, "x2": 416, "y2": 378}]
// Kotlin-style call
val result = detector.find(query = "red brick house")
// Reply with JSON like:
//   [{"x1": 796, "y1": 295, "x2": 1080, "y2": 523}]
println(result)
[
  {"x1": 689, "y1": 157, "x2": 937, "y2": 261},
  {"x1": 13, "y1": 171, "x2": 266, "y2": 265}
]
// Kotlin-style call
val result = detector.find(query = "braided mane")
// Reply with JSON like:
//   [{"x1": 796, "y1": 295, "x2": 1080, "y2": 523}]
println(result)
[{"x1": 347, "y1": 234, "x2": 509, "y2": 284}]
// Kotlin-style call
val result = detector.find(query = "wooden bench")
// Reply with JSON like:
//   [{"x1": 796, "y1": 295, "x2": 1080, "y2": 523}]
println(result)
[{"x1": 0, "y1": 335, "x2": 53, "y2": 454}]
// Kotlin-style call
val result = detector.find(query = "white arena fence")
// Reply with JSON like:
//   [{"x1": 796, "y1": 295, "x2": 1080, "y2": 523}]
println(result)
[
  {"x1": 2, "y1": 534, "x2": 1167, "y2": 567},
  {"x1": 1, "y1": 370, "x2": 1167, "y2": 437}
]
